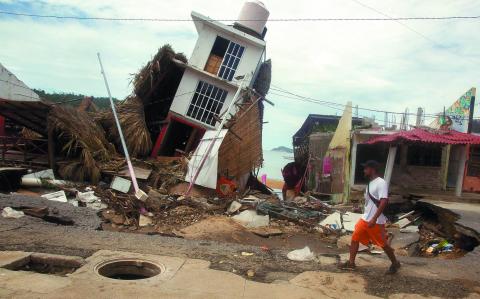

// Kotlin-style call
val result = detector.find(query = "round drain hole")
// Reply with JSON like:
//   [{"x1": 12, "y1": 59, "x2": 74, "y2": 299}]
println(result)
[{"x1": 96, "y1": 259, "x2": 161, "y2": 280}]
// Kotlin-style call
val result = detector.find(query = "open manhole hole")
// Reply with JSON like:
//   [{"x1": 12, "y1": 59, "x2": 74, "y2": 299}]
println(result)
[{"x1": 96, "y1": 259, "x2": 162, "y2": 280}]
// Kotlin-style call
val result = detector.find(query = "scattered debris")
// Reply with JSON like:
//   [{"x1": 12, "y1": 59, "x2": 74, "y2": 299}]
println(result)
[
  {"x1": 110, "y1": 176, "x2": 132, "y2": 193},
  {"x1": 41, "y1": 191, "x2": 68, "y2": 203},
  {"x1": 139, "y1": 214, "x2": 153, "y2": 227},
  {"x1": 227, "y1": 201, "x2": 242, "y2": 214},
  {"x1": 287, "y1": 246, "x2": 315, "y2": 261},
  {"x1": 249, "y1": 227, "x2": 283, "y2": 238},
  {"x1": 241, "y1": 252, "x2": 254, "y2": 256},
  {"x1": 232, "y1": 210, "x2": 269, "y2": 228},
  {"x1": 2, "y1": 207, "x2": 25, "y2": 218}
]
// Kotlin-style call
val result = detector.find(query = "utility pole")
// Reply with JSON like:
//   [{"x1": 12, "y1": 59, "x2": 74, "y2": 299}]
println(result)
[
  {"x1": 97, "y1": 53, "x2": 147, "y2": 201},
  {"x1": 416, "y1": 107, "x2": 423, "y2": 126},
  {"x1": 384, "y1": 112, "x2": 388, "y2": 129},
  {"x1": 467, "y1": 95, "x2": 476, "y2": 133}
]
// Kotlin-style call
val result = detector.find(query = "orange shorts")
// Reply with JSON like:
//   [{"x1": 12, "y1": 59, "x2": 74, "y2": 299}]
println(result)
[{"x1": 351, "y1": 219, "x2": 387, "y2": 248}]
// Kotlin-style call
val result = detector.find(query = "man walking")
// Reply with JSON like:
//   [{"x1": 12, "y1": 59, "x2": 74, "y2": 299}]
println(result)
[{"x1": 340, "y1": 160, "x2": 401, "y2": 274}]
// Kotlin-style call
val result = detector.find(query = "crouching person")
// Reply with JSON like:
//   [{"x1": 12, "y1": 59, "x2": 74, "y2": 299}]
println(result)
[{"x1": 339, "y1": 160, "x2": 401, "y2": 274}]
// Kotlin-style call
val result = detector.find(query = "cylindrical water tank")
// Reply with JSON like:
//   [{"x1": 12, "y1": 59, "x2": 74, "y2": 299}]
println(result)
[{"x1": 237, "y1": 1, "x2": 269, "y2": 36}]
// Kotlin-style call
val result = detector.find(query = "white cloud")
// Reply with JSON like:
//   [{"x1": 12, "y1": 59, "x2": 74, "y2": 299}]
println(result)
[{"x1": 1, "y1": 0, "x2": 480, "y2": 149}]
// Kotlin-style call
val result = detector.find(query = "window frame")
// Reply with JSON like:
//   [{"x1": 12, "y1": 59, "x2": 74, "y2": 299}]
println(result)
[
  {"x1": 217, "y1": 39, "x2": 245, "y2": 81},
  {"x1": 186, "y1": 80, "x2": 228, "y2": 127}
]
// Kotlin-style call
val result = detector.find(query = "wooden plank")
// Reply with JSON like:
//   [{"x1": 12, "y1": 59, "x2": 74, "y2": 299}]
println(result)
[{"x1": 118, "y1": 166, "x2": 152, "y2": 180}]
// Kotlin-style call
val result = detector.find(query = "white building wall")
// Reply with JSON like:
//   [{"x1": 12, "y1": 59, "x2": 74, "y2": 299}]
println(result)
[
  {"x1": 0, "y1": 63, "x2": 39, "y2": 102},
  {"x1": 170, "y1": 68, "x2": 238, "y2": 129},
  {"x1": 187, "y1": 23, "x2": 264, "y2": 86}
]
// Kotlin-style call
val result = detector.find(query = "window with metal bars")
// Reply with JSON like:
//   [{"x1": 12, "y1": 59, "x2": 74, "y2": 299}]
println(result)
[
  {"x1": 186, "y1": 81, "x2": 228, "y2": 126},
  {"x1": 218, "y1": 41, "x2": 245, "y2": 81}
]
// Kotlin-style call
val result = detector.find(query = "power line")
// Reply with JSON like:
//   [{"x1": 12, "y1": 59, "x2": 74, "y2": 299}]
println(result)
[
  {"x1": 1, "y1": 10, "x2": 480, "y2": 22},
  {"x1": 269, "y1": 85, "x2": 479, "y2": 120}
]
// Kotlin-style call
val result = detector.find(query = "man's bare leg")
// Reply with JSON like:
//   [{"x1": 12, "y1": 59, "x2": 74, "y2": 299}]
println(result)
[
  {"x1": 382, "y1": 244, "x2": 401, "y2": 274},
  {"x1": 349, "y1": 240, "x2": 360, "y2": 266}
]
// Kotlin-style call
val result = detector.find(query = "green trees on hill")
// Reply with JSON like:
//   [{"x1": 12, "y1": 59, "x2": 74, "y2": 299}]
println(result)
[{"x1": 33, "y1": 89, "x2": 118, "y2": 109}]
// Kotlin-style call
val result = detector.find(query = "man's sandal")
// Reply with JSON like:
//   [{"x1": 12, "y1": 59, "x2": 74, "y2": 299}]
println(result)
[
  {"x1": 338, "y1": 261, "x2": 356, "y2": 271},
  {"x1": 386, "y1": 262, "x2": 401, "y2": 275}
]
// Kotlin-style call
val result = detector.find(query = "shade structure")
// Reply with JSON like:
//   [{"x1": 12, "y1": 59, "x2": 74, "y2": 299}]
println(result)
[{"x1": 364, "y1": 128, "x2": 480, "y2": 145}]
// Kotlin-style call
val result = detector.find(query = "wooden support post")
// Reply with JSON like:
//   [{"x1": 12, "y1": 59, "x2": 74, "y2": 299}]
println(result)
[
  {"x1": 184, "y1": 128, "x2": 199, "y2": 154},
  {"x1": 455, "y1": 145, "x2": 467, "y2": 197},
  {"x1": 349, "y1": 134, "x2": 358, "y2": 187},
  {"x1": 384, "y1": 146, "x2": 397, "y2": 187},
  {"x1": 47, "y1": 122, "x2": 56, "y2": 171}
]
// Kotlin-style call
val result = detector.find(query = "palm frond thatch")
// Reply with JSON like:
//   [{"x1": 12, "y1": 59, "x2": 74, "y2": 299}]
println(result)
[
  {"x1": 96, "y1": 96, "x2": 152, "y2": 157},
  {"x1": 50, "y1": 106, "x2": 115, "y2": 183}
]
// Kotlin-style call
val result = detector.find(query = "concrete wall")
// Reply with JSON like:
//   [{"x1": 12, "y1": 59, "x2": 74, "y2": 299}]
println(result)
[
  {"x1": 0, "y1": 63, "x2": 39, "y2": 102},
  {"x1": 391, "y1": 165, "x2": 443, "y2": 190},
  {"x1": 188, "y1": 23, "x2": 264, "y2": 86},
  {"x1": 169, "y1": 69, "x2": 238, "y2": 129}
]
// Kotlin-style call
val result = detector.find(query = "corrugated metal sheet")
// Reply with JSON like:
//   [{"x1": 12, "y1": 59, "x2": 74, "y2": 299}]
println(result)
[{"x1": 365, "y1": 128, "x2": 480, "y2": 145}]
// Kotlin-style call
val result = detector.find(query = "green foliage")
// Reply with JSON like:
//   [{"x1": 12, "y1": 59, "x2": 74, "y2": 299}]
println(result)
[
  {"x1": 33, "y1": 89, "x2": 118, "y2": 110},
  {"x1": 311, "y1": 123, "x2": 338, "y2": 133}
]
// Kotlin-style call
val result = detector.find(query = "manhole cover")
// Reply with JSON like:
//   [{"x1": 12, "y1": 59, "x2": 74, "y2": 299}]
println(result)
[{"x1": 96, "y1": 259, "x2": 162, "y2": 280}]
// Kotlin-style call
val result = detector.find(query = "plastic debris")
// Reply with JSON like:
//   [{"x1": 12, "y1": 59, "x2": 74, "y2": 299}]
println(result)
[
  {"x1": 2, "y1": 207, "x2": 25, "y2": 219},
  {"x1": 110, "y1": 176, "x2": 132, "y2": 193},
  {"x1": 41, "y1": 191, "x2": 68, "y2": 203},
  {"x1": 241, "y1": 252, "x2": 254, "y2": 256},
  {"x1": 232, "y1": 210, "x2": 269, "y2": 228},
  {"x1": 227, "y1": 201, "x2": 242, "y2": 214},
  {"x1": 139, "y1": 214, "x2": 153, "y2": 227},
  {"x1": 287, "y1": 246, "x2": 315, "y2": 261},
  {"x1": 400, "y1": 226, "x2": 419, "y2": 233}
]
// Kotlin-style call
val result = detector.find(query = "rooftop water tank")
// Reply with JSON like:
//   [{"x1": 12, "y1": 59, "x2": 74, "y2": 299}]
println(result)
[{"x1": 236, "y1": 1, "x2": 269, "y2": 36}]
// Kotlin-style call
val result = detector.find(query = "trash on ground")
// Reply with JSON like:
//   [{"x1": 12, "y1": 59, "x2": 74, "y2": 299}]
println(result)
[
  {"x1": 2, "y1": 207, "x2": 25, "y2": 218},
  {"x1": 241, "y1": 252, "x2": 254, "y2": 256},
  {"x1": 287, "y1": 246, "x2": 315, "y2": 261},
  {"x1": 249, "y1": 227, "x2": 283, "y2": 238},
  {"x1": 110, "y1": 176, "x2": 132, "y2": 193},
  {"x1": 232, "y1": 210, "x2": 269, "y2": 228},
  {"x1": 41, "y1": 191, "x2": 68, "y2": 203}
]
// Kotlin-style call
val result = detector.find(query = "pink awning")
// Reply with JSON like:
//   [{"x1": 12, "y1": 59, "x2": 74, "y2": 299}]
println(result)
[{"x1": 364, "y1": 128, "x2": 480, "y2": 145}]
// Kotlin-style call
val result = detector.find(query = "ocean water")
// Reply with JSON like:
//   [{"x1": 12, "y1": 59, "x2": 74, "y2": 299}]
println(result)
[{"x1": 259, "y1": 150, "x2": 294, "y2": 180}]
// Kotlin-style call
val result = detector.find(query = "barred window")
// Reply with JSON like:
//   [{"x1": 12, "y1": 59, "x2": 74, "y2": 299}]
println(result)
[
  {"x1": 218, "y1": 41, "x2": 245, "y2": 81},
  {"x1": 187, "y1": 81, "x2": 227, "y2": 126}
]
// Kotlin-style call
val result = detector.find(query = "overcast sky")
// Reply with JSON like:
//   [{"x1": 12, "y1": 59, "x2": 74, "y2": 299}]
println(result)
[{"x1": 1, "y1": 0, "x2": 480, "y2": 150}]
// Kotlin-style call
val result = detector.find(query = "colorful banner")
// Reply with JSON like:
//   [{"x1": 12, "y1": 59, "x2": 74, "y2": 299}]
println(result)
[{"x1": 430, "y1": 88, "x2": 476, "y2": 133}]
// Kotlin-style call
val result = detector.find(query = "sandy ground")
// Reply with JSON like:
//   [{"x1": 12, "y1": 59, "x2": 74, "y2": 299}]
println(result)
[{"x1": 1, "y1": 194, "x2": 480, "y2": 298}]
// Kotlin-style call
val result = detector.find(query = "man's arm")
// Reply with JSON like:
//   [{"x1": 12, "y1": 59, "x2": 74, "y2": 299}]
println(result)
[
  {"x1": 367, "y1": 180, "x2": 388, "y2": 227},
  {"x1": 367, "y1": 198, "x2": 388, "y2": 227}
]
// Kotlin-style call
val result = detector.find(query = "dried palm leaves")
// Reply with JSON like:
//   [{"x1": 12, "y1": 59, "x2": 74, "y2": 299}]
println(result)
[
  {"x1": 50, "y1": 106, "x2": 115, "y2": 183},
  {"x1": 133, "y1": 44, "x2": 187, "y2": 104},
  {"x1": 96, "y1": 96, "x2": 152, "y2": 157}
]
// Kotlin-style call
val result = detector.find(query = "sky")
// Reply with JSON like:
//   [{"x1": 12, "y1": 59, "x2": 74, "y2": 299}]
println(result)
[{"x1": 1, "y1": 0, "x2": 480, "y2": 150}]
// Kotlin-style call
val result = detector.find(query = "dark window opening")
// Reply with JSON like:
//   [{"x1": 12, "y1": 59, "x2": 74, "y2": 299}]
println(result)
[
  {"x1": 354, "y1": 143, "x2": 389, "y2": 184},
  {"x1": 204, "y1": 36, "x2": 245, "y2": 81},
  {"x1": 407, "y1": 144, "x2": 442, "y2": 167},
  {"x1": 204, "y1": 36, "x2": 229, "y2": 75},
  {"x1": 159, "y1": 120, "x2": 203, "y2": 157},
  {"x1": 467, "y1": 145, "x2": 480, "y2": 176}
]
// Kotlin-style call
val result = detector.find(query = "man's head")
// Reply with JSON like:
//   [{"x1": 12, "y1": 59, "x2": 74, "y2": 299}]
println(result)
[{"x1": 362, "y1": 160, "x2": 380, "y2": 179}]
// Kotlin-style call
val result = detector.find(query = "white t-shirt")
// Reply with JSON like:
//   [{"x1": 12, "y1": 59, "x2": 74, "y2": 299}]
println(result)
[{"x1": 362, "y1": 177, "x2": 388, "y2": 224}]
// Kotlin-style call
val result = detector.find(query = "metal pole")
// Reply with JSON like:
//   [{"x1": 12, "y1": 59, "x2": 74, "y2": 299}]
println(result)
[
  {"x1": 97, "y1": 53, "x2": 141, "y2": 197},
  {"x1": 185, "y1": 75, "x2": 248, "y2": 196}
]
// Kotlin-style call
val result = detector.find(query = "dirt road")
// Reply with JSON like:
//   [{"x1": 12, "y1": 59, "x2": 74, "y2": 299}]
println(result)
[{"x1": 1, "y1": 194, "x2": 479, "y2": 298}]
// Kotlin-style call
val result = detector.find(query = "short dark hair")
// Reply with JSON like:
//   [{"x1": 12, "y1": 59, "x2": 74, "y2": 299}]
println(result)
[{"x1": 361, "y1": 160, "x2": 381, "y2": 172}]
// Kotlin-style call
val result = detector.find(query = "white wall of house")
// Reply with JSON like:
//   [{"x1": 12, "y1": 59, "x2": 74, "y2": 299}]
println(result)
[
  {"x1": 187, "y1": 22, "x2": 265, "y2": 86},
  {"x1": 0, "y1": 63, "x2": 39, "y2": 102},
  {"x1": 170, "y1": 68, "x2": 238, "y2": 128}
]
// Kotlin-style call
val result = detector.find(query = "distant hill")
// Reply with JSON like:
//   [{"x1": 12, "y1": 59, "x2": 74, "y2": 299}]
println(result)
[
  {"x1": 34, "y1": 89, "x2": 118, "y2": 110},
  {"x1": 271, "y1": 146, "x2": 293, "y2": 153}
]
